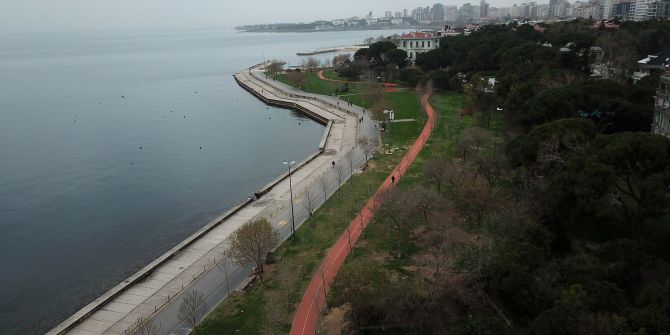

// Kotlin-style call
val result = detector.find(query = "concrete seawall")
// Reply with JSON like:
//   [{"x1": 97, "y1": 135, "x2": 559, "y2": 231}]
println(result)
[
  {"x1": 50, "y1": 63, "x2": 377, "y2": 335},
  {"x1": 234, "y1": 75, "x2": 330, "y2": 125}
]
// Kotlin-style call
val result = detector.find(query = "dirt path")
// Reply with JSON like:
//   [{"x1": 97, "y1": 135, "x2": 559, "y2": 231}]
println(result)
[{"x1": 289, "y1": 87, "x2": 436, "y2": 335}]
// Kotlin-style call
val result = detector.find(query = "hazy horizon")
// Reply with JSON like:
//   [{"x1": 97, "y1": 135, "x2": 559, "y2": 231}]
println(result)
[{"x1": 2, "y1": 0, "x2": 543, "y2": 34}]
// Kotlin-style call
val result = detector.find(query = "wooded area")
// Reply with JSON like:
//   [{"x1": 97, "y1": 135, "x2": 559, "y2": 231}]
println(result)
[{"x1": 327, "y1": 19, "x2": 670, "y2": 335}]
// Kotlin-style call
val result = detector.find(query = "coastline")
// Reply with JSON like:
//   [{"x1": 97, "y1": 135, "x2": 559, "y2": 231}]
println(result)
[{"x1": 50, "y1": 63, "x2": 378, "y2": 335}]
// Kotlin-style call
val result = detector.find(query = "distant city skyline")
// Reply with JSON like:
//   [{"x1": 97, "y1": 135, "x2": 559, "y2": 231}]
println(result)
[{"x1": 1, "y1": 0, "x2": 554, "y2": 34}]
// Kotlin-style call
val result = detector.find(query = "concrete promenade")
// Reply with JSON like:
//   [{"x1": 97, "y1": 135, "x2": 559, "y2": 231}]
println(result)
[{"x1": 49, "y1": 64, "x2": 378, "y2": 335}]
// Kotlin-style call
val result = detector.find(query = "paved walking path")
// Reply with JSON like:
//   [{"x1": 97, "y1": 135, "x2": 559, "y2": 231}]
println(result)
[
  {"x1": 50, "y1": 64, "x2": 378, "y2": 335},
  {"x1": 290, "y1": 88, "x2": 436, "y2": 335}
]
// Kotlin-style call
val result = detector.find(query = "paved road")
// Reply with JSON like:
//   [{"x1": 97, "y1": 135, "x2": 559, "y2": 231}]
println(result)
[{"x1": 290, "y1": 88, "x2": 436, "y2": 335}]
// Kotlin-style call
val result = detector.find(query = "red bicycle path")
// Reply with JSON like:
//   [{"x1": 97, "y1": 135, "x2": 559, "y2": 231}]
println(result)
[{"x1": 290, "y1": 85, "x2": 436, "y2": 335}]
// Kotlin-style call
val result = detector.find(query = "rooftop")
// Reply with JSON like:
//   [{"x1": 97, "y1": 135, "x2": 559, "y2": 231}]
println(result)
[
  {"x1": 639, "y1": 49, "x2": 670, "y2": 68},
  {"x1": 399, "y1": 31, "x2": 441, "y2": 40}
]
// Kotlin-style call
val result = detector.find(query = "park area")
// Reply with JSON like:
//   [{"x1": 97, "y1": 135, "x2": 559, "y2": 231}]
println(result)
[{"x1": 197, "y1": 67, "x2": 506, "y2": 334}]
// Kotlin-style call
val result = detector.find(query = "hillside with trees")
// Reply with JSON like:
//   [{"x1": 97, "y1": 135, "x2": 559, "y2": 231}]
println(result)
[{"x1": 326, "y1": 19, "x2": 670, "y2": 334}]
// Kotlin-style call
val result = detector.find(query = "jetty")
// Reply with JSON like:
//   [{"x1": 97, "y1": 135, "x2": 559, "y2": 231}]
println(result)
[{"x1": 296, "y1": 45, "x2": 367, "y2": 56}]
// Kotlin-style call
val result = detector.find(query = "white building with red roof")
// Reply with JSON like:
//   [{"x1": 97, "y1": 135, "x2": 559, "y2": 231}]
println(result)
[{"x1": 396, "y1": 31, "x2": 442, "y2": 64}]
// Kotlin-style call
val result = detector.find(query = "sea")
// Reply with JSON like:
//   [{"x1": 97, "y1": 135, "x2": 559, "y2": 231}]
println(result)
[{"x1": 0, "y1": 27, "x2": 410, "y2": 334}]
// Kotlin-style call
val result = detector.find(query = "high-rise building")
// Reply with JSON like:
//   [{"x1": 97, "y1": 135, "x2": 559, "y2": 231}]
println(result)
[
  {"x1": 385, "y1": 11, "x2": 393, "y2": 18},
  {"x1": 423, "y1": 6, "x2": 431, "y2": 20},
  {"x1": 480, "y1": 0, "x2": 490, "y2": 18},
  {"x1": 653, "y1": 74, "x2": 670, "y2": 138},
  {"x1": 461, "y1": 3, "x2": 474, "y2": 21},
  {"x1": 658, "y1": 0, "x2": 670, "y2": 17},
  {"x1": 431, "y1": 3, "x2": 445, "y2": 21},
  {"x1": 631, "y1": 0, "x2": 670, "y2": 20},
  {"x1": 529, "y1": 2, "x2": 539, "y2": 17},
  {"x1": 549, "y1": 0, "x2": 559, "y2": 16},
  {"x1": 613, "y1": 0, "x2": 634, "y2": 19},
  {"x1": 519, "y1": 2, "x2": 529, "y2": 17},
  {"x1": 602, "y1": 0, "x2": 615, "y2": 18},
  {"x1": 403, "y1": 8, "x2": 409, "y2": 17},
  {"x1": 445, "y1": 5, "x2": 459, "y2": 21}
]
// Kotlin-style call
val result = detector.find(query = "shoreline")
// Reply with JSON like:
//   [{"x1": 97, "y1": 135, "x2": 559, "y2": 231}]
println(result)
[{"x1": 49, "y1": 63, "x2": 377, "y2": 335}]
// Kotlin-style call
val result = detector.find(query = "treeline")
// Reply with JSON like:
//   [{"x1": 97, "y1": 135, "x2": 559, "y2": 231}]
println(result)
[
  {"x1": 414, "y1": 19, "x2": 670, "y2": 132},
  {"x1": 328, "y1": 19, "x2": 670, "y2": 334}
]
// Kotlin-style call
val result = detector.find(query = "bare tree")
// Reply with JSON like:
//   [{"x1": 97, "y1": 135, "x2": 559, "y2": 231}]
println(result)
[
  {"x1": 230, "y1": 218, "x2": 278, "y2": 281},
  {"x1": 319, "y1": 175, "x2": 329, "y2": 202},
  {"x1": 177, "y1": 290, "x2": 206, "y2": 332},
  {"x1": 286, "y1": 71, "x2": 308, "y2": 89},
  {"x1": 358, "y1": 136, "x2": 379, "y2": 163},
  {"x1": 456, "y1": 132, "x2": 474, "y2": 162},
  {"x1": 303, "y1": 187, "x2": 315, "y2": 217},
  {"x1": 303, "y1": 57, "x2": 320, "y2": 71},
  {"x1": 215, "y1": 251, "x2": 232, "y2": 296},
  {"x1": 473, "y1": 154, "x2": 505, "y2": 190},
  {"x1": 462, "y1": 175, "x2": 498, "y2": 225},
  {"x1": 277, "y1": 258, "x2": 296, "y2": 310},
  {"x1": 265, "y1": 60, "x2": 285, "y2": 77},
  {"x1": 445, "y1": 163, "x2": 471, "y2": 206},
  {"x1": 345, "y1": 150, "x2": 355, "y2": 177},
  {"x1": 424, "y1": 158, "x2": 450, "y2": 193},
  {"x1": 126, "y1": 317, "x2": 159, "y2": 335},
  {"x1": 335, "y1": 162, "x2": 345, "y2": 191}
]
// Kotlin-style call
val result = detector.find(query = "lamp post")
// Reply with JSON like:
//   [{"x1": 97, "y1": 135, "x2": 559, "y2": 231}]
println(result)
[{"x1": 283, "y1": 160, "x2": 297, "y2": 240}]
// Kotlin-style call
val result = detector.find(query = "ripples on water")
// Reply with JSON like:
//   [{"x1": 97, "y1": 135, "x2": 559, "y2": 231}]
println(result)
[{"x1": 0, "y1": 27, "x2": 410, "y2": 334}]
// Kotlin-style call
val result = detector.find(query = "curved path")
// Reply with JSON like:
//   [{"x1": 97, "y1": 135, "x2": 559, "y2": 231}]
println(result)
[{"x1": 290, "y1": 88, "x2": 436, "y2": 335}]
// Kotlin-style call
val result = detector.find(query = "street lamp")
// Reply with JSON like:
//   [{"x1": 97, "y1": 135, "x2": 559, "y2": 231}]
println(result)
[{"x1": 283, "y1": 160, "x2": 297, "y2": 240}]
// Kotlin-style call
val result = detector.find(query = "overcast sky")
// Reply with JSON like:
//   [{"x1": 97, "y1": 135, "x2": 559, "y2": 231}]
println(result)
[{"x1": 1, "y1": 0, "x2": 528, "y2": 34}]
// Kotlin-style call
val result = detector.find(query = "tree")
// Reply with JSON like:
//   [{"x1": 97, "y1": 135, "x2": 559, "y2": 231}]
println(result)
[
  {"x1": 303, "y1": 57, "x2": 320, "y2": 71},
  {"x1": 333, "y1": 54, "x2": 351, "y2": 69},
  {"x1": 358, "y1": 136, "x2": 379, "y2": 163},
  {"x1": 126, "y1": 317, "x2": 159, "y2": 335},
  {"x1": 386, "y1": 49, "x2": 408, "y2": 68},
  {"x1": 368, "y1": 41, "x2": 397, "y2": 63},
  {"x1": 286, "y1": 71, "x2": 308, "y2": 89},
  {"x1": 265, "y1": 60, "x2": 285, "y2": 77},
  {"x1": 178, "y1": 290, "x2": 206, "y2": 332},
  {"x1": 335, "y1": 161, "x2": 345, "y2": 190},
  {"x1": 303, "y1": 187, "x2": 315, "y2": 217},
  {"x1": 215, "y1": 252, "x2": 232, "y2": 296},
  {"x1": 424, "y1": 158, "x2": 450, "y2": 193},
  {"x1": 230, "y1": 218, "x2": 278, "y2": 278},
  {"x1": 346, "y1": 150, "x2": 355, "y2": 177},
  {"x1": 319, "y1": 175, "x2": 329, "y2": 202}
]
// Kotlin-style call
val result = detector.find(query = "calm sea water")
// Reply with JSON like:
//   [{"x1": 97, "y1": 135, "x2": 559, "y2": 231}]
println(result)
[{"x1": 0, "y1": 28, "x2": 410, "y2": 334}]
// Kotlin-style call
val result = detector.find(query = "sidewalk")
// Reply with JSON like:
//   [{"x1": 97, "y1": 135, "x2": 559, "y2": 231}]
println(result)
[{"x1": 50, "y1": 65, "x2": 378, "y2": 335}]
